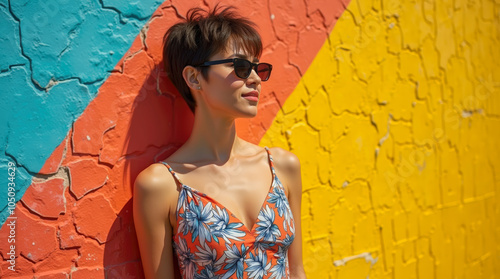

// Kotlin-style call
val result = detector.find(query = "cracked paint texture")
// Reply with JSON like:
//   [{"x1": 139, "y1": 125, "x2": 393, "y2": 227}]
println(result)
[
  {"x1": 0, "y1": 0, "x2": 162, "y2": 225},
  {"x1": 260, "y1": 0, "x2": 500, "y2": 278},
  {"x1": 0, "y1": 0, "x2": 347, "y2": 277},
  {"x1": 0, "y1": 0, "x2": 498, "y2": 278}
]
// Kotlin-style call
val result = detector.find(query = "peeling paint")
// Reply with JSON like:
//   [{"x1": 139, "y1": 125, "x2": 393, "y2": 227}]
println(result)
[{"x1": 333, "y1": 251, "x2": 378, "y2": 267}]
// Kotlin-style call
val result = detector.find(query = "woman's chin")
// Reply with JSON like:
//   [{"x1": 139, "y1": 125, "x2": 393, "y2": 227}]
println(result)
[
  {"x1": 237, "y1": 107, "x2": 258, "y2": 118},
  {"x1": 249, "y1": 105, "x2": 260, "y2": 116}
]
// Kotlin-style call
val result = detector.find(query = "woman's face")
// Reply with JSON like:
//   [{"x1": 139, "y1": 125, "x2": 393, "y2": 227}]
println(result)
[{"x1": 196, "y1": 45, "x2": 262, "y2": 118}]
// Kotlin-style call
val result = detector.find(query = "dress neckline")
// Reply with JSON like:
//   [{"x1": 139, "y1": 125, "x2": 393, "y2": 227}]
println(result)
[{"x1": 161, "y1": 146, "x2": 276, "y2": 234}]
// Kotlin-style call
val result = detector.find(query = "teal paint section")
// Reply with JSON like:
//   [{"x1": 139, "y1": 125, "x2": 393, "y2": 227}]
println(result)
[
  {"x1": 0, "y1": 0, "x2": 163, "y2": 226},
  {"x1": 103, "y1": 0, "x2": 165, "y2": 20},
  {"x1": 0, "y1": 7, "x2": 27, "y2": 71}
]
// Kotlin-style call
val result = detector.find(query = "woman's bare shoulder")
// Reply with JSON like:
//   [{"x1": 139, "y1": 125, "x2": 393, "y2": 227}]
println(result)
[
  {"x1": 268, "y1": 146, "x2": 301, "y2": 173},
  {"x1": 134, "y1": 162, "x2": 178, "y2": 195},
  {"x1": 267, "y1": 147, "x2": 302, "y2": 198}
]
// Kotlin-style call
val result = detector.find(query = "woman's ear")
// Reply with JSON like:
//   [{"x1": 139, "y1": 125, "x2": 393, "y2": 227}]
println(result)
[{"x1": 182, "y1": 66, "x2": 202, "y2": 91}]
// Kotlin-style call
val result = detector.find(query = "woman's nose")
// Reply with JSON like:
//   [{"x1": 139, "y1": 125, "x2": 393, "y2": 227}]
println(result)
[{"x1": 247, "y1": 68, "x2": 262, "y2": 84}]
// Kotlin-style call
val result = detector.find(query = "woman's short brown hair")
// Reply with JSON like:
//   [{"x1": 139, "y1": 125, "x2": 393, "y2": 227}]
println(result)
[{"x1": 162, "y1": 5, "x2": 263, "y2": 113}]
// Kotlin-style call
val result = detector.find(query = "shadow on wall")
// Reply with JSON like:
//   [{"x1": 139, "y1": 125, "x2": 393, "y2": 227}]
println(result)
[{"x1": 102, "y1": 61, "x2": 193, "y2": 278}]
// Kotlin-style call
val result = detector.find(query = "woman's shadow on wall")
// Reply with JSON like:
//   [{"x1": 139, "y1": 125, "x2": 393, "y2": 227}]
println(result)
[{"x1": 102, "y1": 61, "x2": 192, "y2": 278}]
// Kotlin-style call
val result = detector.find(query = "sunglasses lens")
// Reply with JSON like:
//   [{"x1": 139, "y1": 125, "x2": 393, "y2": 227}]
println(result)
[
  {"x1": 234, "y1": 60, "x2": 252, "y2": 79},
  {"x1": 256, "y1": 63, "x2": 272, "y2": 81},
  {"x1": 232, "y1": 59, "x2": 272, "y2": 81}
]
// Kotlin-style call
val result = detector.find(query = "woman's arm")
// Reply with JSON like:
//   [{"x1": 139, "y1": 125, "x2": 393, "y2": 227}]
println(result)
[
  {"x1": 133, "y1": 164, "x2": 177, "y2": 279},
  {"x1": 272, "y1": 147, "x2": 307, "y2": 279}
]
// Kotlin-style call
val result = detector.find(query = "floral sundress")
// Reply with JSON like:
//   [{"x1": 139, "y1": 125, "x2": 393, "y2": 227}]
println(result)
[{"x1": 160, "y1": 146, "x2": 296, "y2": 279}]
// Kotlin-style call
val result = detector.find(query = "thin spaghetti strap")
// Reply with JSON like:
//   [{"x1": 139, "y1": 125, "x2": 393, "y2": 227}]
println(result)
[
  {"x1": 159, "y1": 161, "x2": 184, "y2": 190},
  {"x1": 264, "y1": 146, "x2": 276, "y2": 176}
]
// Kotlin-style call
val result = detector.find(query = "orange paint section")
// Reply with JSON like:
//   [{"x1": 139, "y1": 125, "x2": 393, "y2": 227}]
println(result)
[{"x1": 0, "y1": 0, "x2": 348, "y2": 277}]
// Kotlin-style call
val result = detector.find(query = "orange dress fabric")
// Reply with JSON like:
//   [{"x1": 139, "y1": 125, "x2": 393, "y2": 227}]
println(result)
[{"x1": 160, "y1": 147, "x2": 296, "y2": 279}]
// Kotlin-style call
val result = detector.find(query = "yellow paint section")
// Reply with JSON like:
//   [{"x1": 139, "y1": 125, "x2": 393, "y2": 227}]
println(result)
[{"x1": 260, "y1": 0, "x2": 500, "y2": 278}]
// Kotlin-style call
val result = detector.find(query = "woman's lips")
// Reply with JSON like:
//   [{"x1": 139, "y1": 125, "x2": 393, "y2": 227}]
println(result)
[{"x1": 242, "y1": 91, "x2": 259, "y2": 102}]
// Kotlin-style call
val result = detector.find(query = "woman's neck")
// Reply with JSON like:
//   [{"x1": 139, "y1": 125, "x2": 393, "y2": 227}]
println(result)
[{"x1": 182, "y1": 107, "x2": 243, "y2": 163}]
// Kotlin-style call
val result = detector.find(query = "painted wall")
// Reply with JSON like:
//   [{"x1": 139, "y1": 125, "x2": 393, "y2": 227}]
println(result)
[
  {"x1": 0, "y1": 0, "x2": 498, "y2": 278},
  {"x1": 261, "y1": 0, "x2": 500, "y2": 277}
]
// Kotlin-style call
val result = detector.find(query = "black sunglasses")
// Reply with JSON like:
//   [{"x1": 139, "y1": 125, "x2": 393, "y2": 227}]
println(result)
[{"x1": 195, "y1": 58, "x2": 273, "y2": 81}]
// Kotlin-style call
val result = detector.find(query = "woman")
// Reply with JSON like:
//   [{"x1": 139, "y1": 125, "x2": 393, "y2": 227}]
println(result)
[{"x1": 133, "y1": 5, "x2": 306, "y2": 279}]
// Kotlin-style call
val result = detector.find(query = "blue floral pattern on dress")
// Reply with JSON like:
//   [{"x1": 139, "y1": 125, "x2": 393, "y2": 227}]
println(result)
[
  {"x1": 255, "y1": 205, "x2": 281, "y2": 242},
  {"x1": 245, "y1": 249, "x2": 272, "y2": 278},
  {"x1": 210, "y1": 205, "x2": 247, "y2": 243},
  {"x1": 161, "y1": 147, "x2": 296, "y2": 278},
  {"x1": 222, "y1": 243, "x2": 249, "y2": 279}
]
